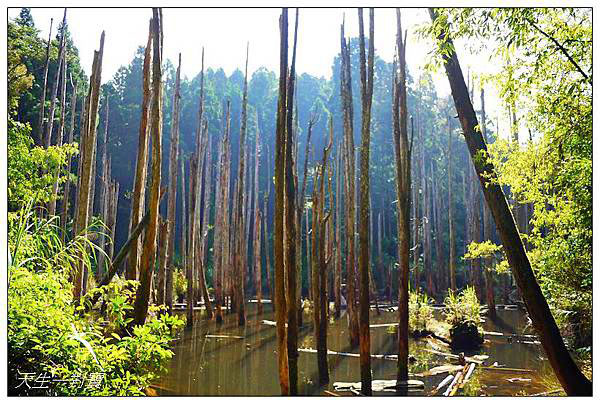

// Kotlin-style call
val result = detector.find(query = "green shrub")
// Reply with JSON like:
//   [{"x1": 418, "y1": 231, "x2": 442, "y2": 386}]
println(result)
[
  {"x1": 8, "y1": 204, "x2": 184, "y2": 396},
  {"x1": 443, "y1": 287, "x2": 483, "y2": 349},
  {"x1": 409, "y1": 291, "x2": 434, "y2": 333},
  {"x1": 173, "y1": 268, "x2": 187, "y2": 303}
]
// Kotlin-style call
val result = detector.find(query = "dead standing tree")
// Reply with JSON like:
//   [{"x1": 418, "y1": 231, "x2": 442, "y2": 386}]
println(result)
[
  {"x1": 357, "y1": 7, "x2": 375, "y2": 396},
  {"x1": 312, "y1": 117, "x2": 333, "y2": 386},
  {"x1": 164, "y1": 52, "x2": 182, "y2": 307},
  {"x1": 274, "y1": 8, "x2": 289, "y2": 395},
  {"x1": 133, "y1": 9, "x2": 162, "y2": 326},
  {"x1": 127, "y1": 20, "x2": 153, "y2": 282},
  {"x1": 44, "y1": 9, "x2": 67, "y2": 150},
  {"x1": 429, "y1": 8, "x2": 592, "y2": 396},
  {"x1": 392, "y1": 8, "x2": 412, "y2": 385},
  {"x1": 36, "y1": 17, "x2": 53, "y2": 146},
  {"x1": 339, "y1": 18, "x2": 359, "y2": 348},
  {"x1": 284, "y1": 9, "x2": 299, "y2": 396},
  {"x1": 73, "y1": 30, "x2": 104, "y2": 301},
  {"x1": 234, "y1": 43, "x2": 250, "y2": 326}
]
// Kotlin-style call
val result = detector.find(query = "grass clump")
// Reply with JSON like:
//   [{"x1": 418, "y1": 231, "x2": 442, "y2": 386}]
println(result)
[
  {"x1": 409, "y1": 291, "x2": 434, "y2": 335},
  {"x1": 444, "y1": 286, "x2": 484, "y2": 350}
]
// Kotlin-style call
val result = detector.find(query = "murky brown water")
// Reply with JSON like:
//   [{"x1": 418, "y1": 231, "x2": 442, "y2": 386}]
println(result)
[{"x1": 156, "y1": 302, "x2": 559, "y2": 396}]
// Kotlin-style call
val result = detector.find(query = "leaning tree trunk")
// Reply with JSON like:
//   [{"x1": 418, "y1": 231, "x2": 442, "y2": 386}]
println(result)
[
  {"x1": 133, "y1": 9, "x2": 162, "y2": 326},
  {"x1": 357, "y1": 8, "x2": 374, "y2": 395},
  {"x1": 73, "y1": 31, "x2": 104, "y2": 301},
  {"x1": 429, "y1": 8, "x2": 592, "y2": 396},
  {"x1": 127, "y1": 20, "x2": 153, "y2": 281},
  {"x1": 392, "y1": 9, "x2": 412, "y2": 385}
]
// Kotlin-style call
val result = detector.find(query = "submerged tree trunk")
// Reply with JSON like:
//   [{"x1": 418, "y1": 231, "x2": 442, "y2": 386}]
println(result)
[
  {"x1": 357, "y1": 8, "x2": 374, "y2": 396},
  {"x1": 447, "y1": 116, "x2": 456, "y2": 292},
  {"x1": 393, "y1": 9, "x2": 411, "y2": 385},
  {"x1": 165, "y1": 52, "x2": 181, "y2": 311},
  {"x1": 133, "y1": 9, "x2": 162, "y2": 326},
  {"x1": 284, "y1": 10, "x2": 299, "y2": 395},
  {"x1": 340, "y1": 19, "x2": 359, "y2": 348},
  {"x1": 274, "y1": 8, "x2": 289, "y2": 395},
  {"x1": 127, "y1": 20, "x2": 153, "y2": 281},
  {"x1": 73, "y1": 31, "x2": 104, "y2": 301},
  {"x1": 430, "y1": 8, "x2": 592, "y2": 396}
]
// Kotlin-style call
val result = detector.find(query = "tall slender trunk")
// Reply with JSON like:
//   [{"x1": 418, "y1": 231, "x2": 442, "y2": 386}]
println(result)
[
  {"x1": 430, "y1": 8, "x2": 592, "y2": 395},
  {"x1": 36, "y1": 17, "x2": 53, "y2": 146},
  {"x1": 393, "y1": 9, "x2": 411, "y2": 385},
  {"x1": 334, "y1": 140, "x2": 342, "y2": 318},
  {"x1": 165, "y1": 52, "x2": 182, "y2": 311},
  {"x1": 357, "y1": 8, "x2": 374, "y2": 395},
  {"x1": 49, "y1": 57, "x2": 68, "y2": 217},
  {"x1": 274, "y1": 8, "x2": 289, "y2": 395},
  {"x1": 127, "y1": 20, "x2": 153, "y2": 281},
  {"x1": 448, "y1": 116, "x2": 456, "y2": 292},
  {"x1": 133, "y1": 9, "x2": 162, "y2": 326},
  {"x1": 255, "y1": 123, "x2": 263, "y2": 314},
  {"x1": 157, "y1": 216, "x2": 169, "y2": 305},
  {"x1": 61, "y1": 85, "x2": 78, "y2": 236},
  {"x1": 340, "y1": 19, "x2": 359, "y2": 348},
  {"x1": 44, "y1": 9, "x2": 67, "y2": 150},
  {"x1": 95, "y1": 95, "x2": 109, "y2": 278},
  {"x1": 284, "y1": 11, "x2": 299, "y2": 394},
  {"x1": 73, "y1": 30, "x2": 104, "y2": 301}
]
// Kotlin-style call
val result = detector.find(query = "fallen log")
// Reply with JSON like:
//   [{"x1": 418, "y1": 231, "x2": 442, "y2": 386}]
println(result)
[
  {"x1": 459, "y1": 363, "x2": 476, "y2": 388},
  {"x1": 334, "y1": 379, "x2": 424, "y2": 392},
  {"x1": 417, "y1": 364, "x2": 464, "y2": 377},
  {"x1": 323, "y1": 390, "x2": 341, "y2": 397},
  {"x1": 298, "y1": 348, "x2": 399, "y2": 361},
  {"x1": 205, "y1": 334, "x2": 244, "y2": 339},
  {"x1": 423, "y1": 349, "x2": 488, "y2": 364},
  {"x1": 480, "y1": 366, "x2": 534, "y2": 374},
  {"x1": 448, "y1": 364, "x2": 470, "y2": 396},
  {"x1": 443, "y1": 371, "x2": 462, "y2": 396},
  {"x1": 430, "y1": 374, "x2": 454, "y2": 395}
]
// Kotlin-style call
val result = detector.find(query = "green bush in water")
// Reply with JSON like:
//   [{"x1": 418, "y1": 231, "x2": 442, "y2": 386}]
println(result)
[
  {"x1": 173, "y1": 268, "x2": 187, "y2": 303},
  {"x1": 443, "y1": 287, "x2": 483, "y2": 349},
  {"x1": 8, "y1": 202, "x2": 185, "y2": 396},
  {"x1": 409, "y1": 291, "x2": 434, "y2": 334}
]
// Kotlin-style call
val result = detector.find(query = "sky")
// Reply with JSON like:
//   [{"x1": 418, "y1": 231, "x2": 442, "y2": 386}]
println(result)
[{"x1": 8, "y1": 7, "x2": 511, "y2": 135}]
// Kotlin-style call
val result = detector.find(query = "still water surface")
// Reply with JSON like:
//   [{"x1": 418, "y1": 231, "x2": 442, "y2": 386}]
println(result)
[{"x1": 157, "y1": 303, "x2": 557, "y2": 396}]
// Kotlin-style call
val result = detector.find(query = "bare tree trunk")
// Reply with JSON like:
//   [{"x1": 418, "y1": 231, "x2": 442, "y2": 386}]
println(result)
[
  {"x1": 334, "y1": 140, "x2": 342, "y2": 318},
  {"x1": 157, "y1": 216, "x2": 169, "y2": 305},
  {"x1": 44, "y1": 9, "x2": 67, "y2": 150},
  {"x1": 73, "y1": 30, "x2": 104, "y2": 301},
  {"x1": 133, "y1": 9, "x2": 162, "y2": 326},
  {"x1": 216, "y1": 103, "x2": 231, "y2": 323},
  {"x1": 36, "y1": 17, "x2": 53, "y2": 146},
  {"x1": 480, "y1": 86, "x2": 496, "y2": 318},
  {"x1": 393, "y1": 9, "x2": 412, "y2": 385},
  {"x1": 49, "y1": 57, "x2": 68, "y2": 217},
  {"x1": 165, "y1": 52, "x2": 181, "y2": 312},
  {"x1": 284, "y1": 11, "x2": 299, "y2": 394},
  {"x1": 274, "y1": 8, "x2": 289, "y2": 395},
  {"x1": 430, "y1": 8, "x2": 591, "y2": 395},
  {"x1": 254, "y1": 122, "x2": 263, "y2": 314},
  {"x1": 232, "y1": 44, "x2": 249, "y2": 325},
  {"x1": 357, "y1": 8, "x2": 374, "y2": 395},
  {"x1": 107, "y1": 180, "x2": 119, "y2": 263},
  {"x1": 127, "y1": 20, "x2": 153, "y2": 281},
  {"x1": 312, "y1": 121, "x2": 332, "y2": 386},
  {"x1": 340, "y1": 19, "x2": 359, "y2": 348},
  {"x1": 95, "y1": 96, "x2": 109, "y2": 279},
  {"x1": 61, "y1": 84, "x2": 78, "y2": 236},
  {"x1": 448, "y1": 116, "x2": 456, "y2": 292}
]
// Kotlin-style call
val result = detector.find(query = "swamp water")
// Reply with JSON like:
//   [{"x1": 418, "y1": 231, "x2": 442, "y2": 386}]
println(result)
[{"x1": 156, "y1": 303, "x2": 559, "y2": 396}]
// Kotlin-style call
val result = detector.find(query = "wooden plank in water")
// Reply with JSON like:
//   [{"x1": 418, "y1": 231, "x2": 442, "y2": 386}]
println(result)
[{"x1": 334, "y1": 379, "x2": 424, "y2": 392}]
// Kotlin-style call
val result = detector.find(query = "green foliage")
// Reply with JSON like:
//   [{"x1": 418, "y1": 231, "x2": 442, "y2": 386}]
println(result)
[
  {"x1": 408, "y1": 291, "x2": 434, "y2": 332},
  {"x1": 463, "y1": 240, "x2": 502, "y2": 261},
  {"x1": 8, "y1": 203, "x2": 184, "y2": 396},
  {"x1": 443, "y1": 286, "x2": 481, "y2": 328},
  {"x1": 8, "y1": 118, "x2": 78, "y2": 210},
  {"x1": 173, "y1": 268, "x2": 187, "y2": 303}
]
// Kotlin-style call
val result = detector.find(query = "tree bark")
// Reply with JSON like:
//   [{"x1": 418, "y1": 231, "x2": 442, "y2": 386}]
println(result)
[
  {"x1": 429, "y1": 8, "x2": 592, "y2": 396},
  {"x1": 274, "y1": 8, "x2": 289, "y2": 395},
  {"x1": 127, "y1": 20, "x2": 153, "y2": 281},
  {"x1": 393, "y1": 9, "x2": 411, "y2": 385},
  {"x1": 73, "y1": 30, "x2": 104, "y2": 301},
  {"x1": 340, "y1": 19, "x2": 359, "y2": 348},
  {"x1": 36, "y1": 17, "x2": 53, "y2": 146},
  {"x1": 357, "y1": 8, "x2": 374, "y2": 395},
  {"x1": 132, "y1": 9, "x2": 162, "y2": 326},
  {"x1": 448, "y1": 116, "x2": 456, "y2": 292}
]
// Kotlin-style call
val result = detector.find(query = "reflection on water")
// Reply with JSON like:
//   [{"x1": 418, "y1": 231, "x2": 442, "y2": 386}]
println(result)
[{"x1": 157, "y1": 303, "x2": 558, "y2": 396}]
